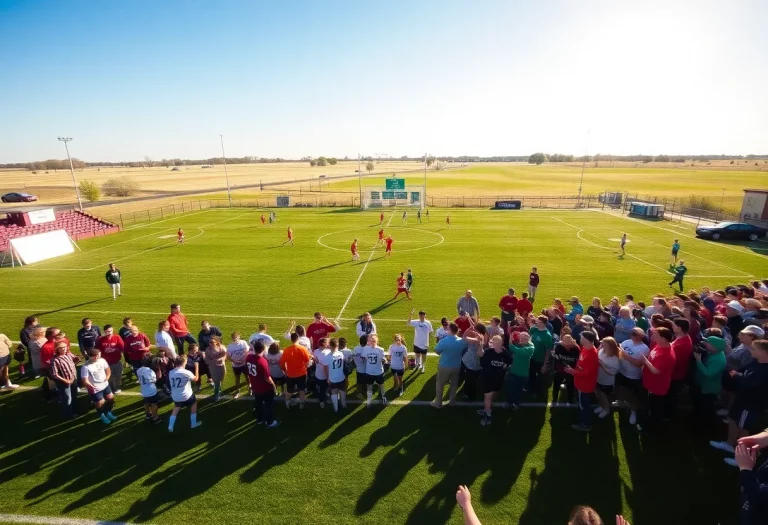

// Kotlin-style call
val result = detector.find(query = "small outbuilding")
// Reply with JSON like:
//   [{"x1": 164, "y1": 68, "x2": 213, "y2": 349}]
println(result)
[
  {"x1": 741, "y1": 189, "x2": 768, "y2": 228},
  {"x1": 628, "y1": 201, "x2": 665, "y2": 219}
]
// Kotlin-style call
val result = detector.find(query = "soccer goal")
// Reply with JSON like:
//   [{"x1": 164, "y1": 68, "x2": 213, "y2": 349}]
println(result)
[{"x1": 362, "y1": 185, "x2": 423, "y2": 210}]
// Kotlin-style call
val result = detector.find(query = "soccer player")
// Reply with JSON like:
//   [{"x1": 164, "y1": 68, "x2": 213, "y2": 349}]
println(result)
[
  {"x1": 388, "y1": 334, "x2": 408, "y2": 396},
  {"x1": 249, "y1": 323, "x2": 275, "y2": 349},
  {"x1": 417, "y1": 209, "x2": 421, "y2": 223},
  {"x1": 268, "y1": 213, "x2": 274, "y2": 225},
  {"x1": 279, "y1": 332, "x2": 312, "y2": 409},
  {"x1": 619, "y1": 233, "x2": 627, "y2": 255},
  {"x1": 312, "y1": 337, "x2": 332, "y2": 407},
  {"x1": 265, "y1": 342, "x2": 285, "y2": 397},
  {"x1": 406, "y1": 268, "x2": 413, "y2": 293},
  {"x1": 379, "y1": 212, "x2": 385, "y2": 225},
  {"x1": 351, "y1": 239, "x2": 360, "y2": 261},
  {"x1": 105, "y1": 263, "x2": 122, "y2": 300},
  {"x1": 185, "y1": 343, "x2": 206, "y2": 392},
  {"x1": 425, "y1": 208, "x2": 430, "y2": 221},
  {"x1": 326, "y1": 339, "x2": 348, "y2": 412},
  {"x1": 363, "y1": 335, "x2": 387, "y2": 406},
  {"x1": 177, "y1": 228, "x2": 184, "y2": 245},
  {"x1": 136, "y1": 354, "x2": 161, "y2": 424},
  {"x1": 669, "y1": 259, "x2": 687, "y2": 291},
  {"x1": 528, "y1": 267, "x2": 539, "y2": 300},
  {"x1": 96, "y1": 324, "x2": 125, "y2": 393},
  {"x1": 306, "y1": 313, "x2": 339, "y2": 350},
  {"x1": 247, "y1": 340, "x2": 280, "y2": 428},
  {"x1": 376, "y1": 228, "x2": 385, "y2": 247},
  {"x1": 402, "y1": 210, "x2": 408, "y2": 224},
  {"x1": 283, "y1": 226, "x2": 294, "y2": 246},
  {"x1": 385, "y1": 235, "x2": 394, "y2": 257},
  {"x1": 393, "y1": 272, "x2": 412, "y2": 300},
  {"x1": 168, "y1": 354, "x2": 202, "y2": 432},
  {"x1": 670, "y1": 238, "x2": 681, "y2": 266},
  {"x1": 478, "y1": 335, "x2": 512, "y2": 426},
  {"x1": 353, "y1": 335, "x2": 369, "y2": 399},
  {"x1": 446, "y1": 215, "x2": 451, "y2": 228},
  {"x1": 81, "y1": 348, "x2": 117, "y2": 425},
  {"x1": 261, "y1": 214, "x2": 266, "y2": 225},
  {"x1": 407, "y1": 309, "x2": 433, "y2": 372},
  {"x1": 227, "y1": 332, "x2": 249, "y2": 399}
]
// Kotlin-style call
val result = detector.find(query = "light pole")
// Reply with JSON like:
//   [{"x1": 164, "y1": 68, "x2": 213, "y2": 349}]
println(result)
[
  {"x1": 423, "y1": 152, "x2": 427, "y2": 210},
  {"x1": 358, "y1": 153, "x2": 363, "y2": 209},
  {"x1": 219, "y1": 134, "x2": 232, "y2": 206},
  {"x1": 718, "y1": 187, "x2": 726, "y2": 221},
  {"x1": 57, "y1": 137, "x2": 83, "y2": 211},
  {"x1": 577, "y1": 130, "x2": 591, "y2": 207}
]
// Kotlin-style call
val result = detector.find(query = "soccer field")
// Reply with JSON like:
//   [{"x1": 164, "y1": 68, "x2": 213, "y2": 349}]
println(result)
[{"x1": 1, "y1": 207, "x2": 765, "y2": 525}]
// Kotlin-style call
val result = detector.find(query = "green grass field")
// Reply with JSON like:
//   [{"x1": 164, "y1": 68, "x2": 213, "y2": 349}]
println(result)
[{"x1": 1, "y1": 207, "x2": 766, "y2": 525}]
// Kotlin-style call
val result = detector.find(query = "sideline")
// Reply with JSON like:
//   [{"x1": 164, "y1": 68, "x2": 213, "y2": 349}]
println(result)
[{"x1": 0, "y1": 514, "x2": 138, "y2": 525}]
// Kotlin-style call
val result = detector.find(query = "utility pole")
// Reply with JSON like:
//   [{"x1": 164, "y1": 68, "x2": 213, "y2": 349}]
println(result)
[
  {"x1": 57, "y1": 137, "x2": 83, "y2": 211},
  {"x1": 219, "y1": 135, "x2": 232, "y2": 206},
  {"x1": 423, "y1": 152, "x2": 427, "y2": 210},
  {"x1": 577, "y1": 130, "x2": 590, "y2": 207},
  {"x1": 358, "y1": 153, "x2": 363, "y2": 209}
]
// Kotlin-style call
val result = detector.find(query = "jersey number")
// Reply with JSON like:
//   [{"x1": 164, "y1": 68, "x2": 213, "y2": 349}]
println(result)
[
  {"x1": 140, "y1": 376, "x2": 148, "y2": 385},
  {"x1": 247, "y1": 363, "x2": 258, "y2": 377},
  {"x1": 332, "y1": 358, "x2": 343, "y2": 370},
  {"x1": 173, "y1": 377, "x2": 184, "y2": 389},
  {"x1": 367, "y1": 355, "x2": 378, "y2": 365}
]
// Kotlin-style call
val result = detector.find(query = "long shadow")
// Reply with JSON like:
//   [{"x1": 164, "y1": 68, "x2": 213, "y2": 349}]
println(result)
[
  {"x1": 368, "y1": 297, "x2": 404, "y2": 317},
  {"x1": 31, "y1": 297, "x2": 113, "y2": 316},
  {"x1": 323, "y1": 208, "x2": 364, "y2": 214},
  {"x1": 298, "y1": 259, "x2": 351, "y2": 275}
]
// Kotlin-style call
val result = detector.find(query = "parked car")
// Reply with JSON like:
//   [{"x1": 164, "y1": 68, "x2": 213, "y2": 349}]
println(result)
[
  {"x1": 695, "y1": 222, "x2": 767, "y2": 241},
  {"x1": 2, "y1": 192, "x2": 38, "y2": 202}
]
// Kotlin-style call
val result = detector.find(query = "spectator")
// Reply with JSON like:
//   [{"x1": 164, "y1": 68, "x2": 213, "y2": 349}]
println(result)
[
  {"x1": 457, "y1": 290, "x2": 480, "y2": 318},
  {"x1": 632, "y1": 308, "x2": 649, "y2": 333},
  {"x1": 249, "y1": 323, "x2": 275, "y2": 348},
  {"x1": 528, "y1": 315, "x2": 553, "y2": 398},
  {"x1": 478, "y1": 335, "x2": 511, "y2": 426},
  {"x1": 435, "y1": 317, "x2": 451, "y2": 342},
  {"x1": 19, "y1": 315, "x2": 39, "y2": 377},
  {"x1": 617, "y1": 328, "x2": 650, "y2": 426},
  {"x1": 0, "y1": 332, "x2": 18, "y2": 390},
  {"x1": 247, "y1": 340, "x2": 279, "y2": 428},
  {"x1": 614, "y1": 307, "x2": 636, "y2": 343},
  {"x1": 265, "y1": 342, "x2": 286, "y2": 399},
  {"x1": 711, "y1": 339, "x2": 768, "y2": 467},
  {"x1": 77, "y1": 318, "x2": 101, "y2": 359},
  {"x1": 355, "y1": 312, "x2": 377, "y2": 338},
  {"x1": 639, "y1": 327, "x2": 677, "y2": 431},
  {"x1": 226, "y1": 332, "x2": 249, "y2": 399},
  {"x1": 280, "y1": 332, "x2": 312, "y2": 410},
  {"x1": 608, "y1": 297, "x2": 621, "y2": 318},
  {"x1": 118, "y1": 317, "x2": 133, "y2": 342},
  {"x1": 553, "y1": 298, "x2": 566, "y2": 315},
  {"x1": 551, "y1": 334, "x2": 580, "y2": 405},
  {"x1": 625, "y1": 294, "x2": 637, "y2": 309},
  {"x1": 564, "y1": 296, "x2": 584, "y2": 326},
  {"x1": 408, "y1": 309, "x2": 434, "y2": 373},
  {"x1": 666, "y1": 318, "x2": 693, "y2": 418},
  {"x1": 565, "y1": 331, "x2": 599, "y2": 432},
  {"x1": 516, "y1": 293, "x2": 533, "y2": 317},
  {"x1": 49, "y1": 342, "x2": 79, "y2": 419},
  {"x1": 528, "y1": 267, "x2": 540, "y2": 300},
  {"x1": 306, "y1": 312, "x2": 339, "y2": 350},
  {"x1": 547, "y1": 308, "x2": 564, "y2": 338},
  {"x1": 486, "y1": 317, "x2": 504, "y2": 339},
  {"x1": 567, "y1": 505, "x2": 603, "y2": 525},
  {"x1": 712, "y1": 315, "x2": 733, "y2": 348},
  {"x1": 587, "y1": 297, "x2": 604, "y2": 320},
  {"x1": 726, "y1": 300, "x2": 746, "y2": 336},
  {"x1": 683, "y1": 301, "x2": 703, "y2": 342},
  {"x1": 504, "y1": 332, "x2": 534, "y2": 410},
  {"x1": 498, "y1": 288, "x2": 518, "y2": 330},
  {"x1": 96, "y1": 324, "x2": 125, "y2": 393},
  {"x1": 595, "y1": 337, "x2": 620, "y2": 419},
  {"x1": 27, "y1": 326, "x2": 46, "y2": 379},
  {"x1": 573, "y1": 314, "x2": 595, "y2": 343},
  {"x1": 204, "y1": 336, "x2": 227, "y2": 402},
  {"x1": 691, "y1": 334, "x2": 726, "y2": 431},
  {"x1": 454, "y1": 311, "x2": 473, "y2": 335},
  {"x1": 431, "y1": 323, "x2": 468, "y2": 409},
  {"x1": 155, "y1": 320, "x2": 177, "y2": 359},
  {"x1": 198, "y1": 320, "x2": 222, "y2": 353},
  {"x1": 168, "y1": 303, "x2": 197, "y2": 354},
  {"x1": 735, "y1": 429, "x2": 768, "y2": 524},
  {"x1": 595, "y1": 311, "x2": 615, "y2": 340},
  {"x1": 727, "y1": 326, "x2": 764, "y2": 371},
  {"x1": 124, "y1": 325, "x2": 151, "y2": 375},
  {"x1": 742, "y1": 298, "x2": 763, "y2": 321},
  {"x1": 460, "y1": 323, "x2": 486, "y2": 402}
]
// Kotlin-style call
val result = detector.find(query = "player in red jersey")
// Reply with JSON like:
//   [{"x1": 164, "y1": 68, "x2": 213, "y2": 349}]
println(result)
[
  {"x1": 446, "y1": 216, "x2": 451, "y2": 229},
  {"x1": 379, "y1": 212, "x2": 385, "y2": 225},
  {"x1": 393, "y1": 272, "x2": 412, "y2": 300},
  {"x1": 261, "y1": 214, "x2": 266, "y2": 225},
  {"x1": 351, "y1": 239, "x2": 360, "y2": 261},
  {"x1": 177, "y1": 228, "x2": 184, "y2": 245},
  {"x1": 385, "y1": 235, "x2": 394, "y2": 257},
  {"x1": 283, "y1": 226, "x2": 294, "y2": 247},
  {"x1": 376, "y1": 228, "x2": 385, "y2": 247}
]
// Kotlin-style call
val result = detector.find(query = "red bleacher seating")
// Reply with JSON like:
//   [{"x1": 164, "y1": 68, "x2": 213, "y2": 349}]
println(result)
[{"x1": 0, "y1": 210, "x2": 120, "y2": 252}]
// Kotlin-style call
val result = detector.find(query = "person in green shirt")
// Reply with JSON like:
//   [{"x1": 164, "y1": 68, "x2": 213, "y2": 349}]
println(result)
[
  {"x1": 504, "y1": 332, "x2": 534, "y2": 409},
  {"x1": 692, "y1": 334, "x2": 727, "y2": 431},
  {"x1": 406, "y1": 268, "x2": 413, "y2": 292},
  {"x1": 632, "y1": 308, "x2": 649, "y2": 333},
  {"x1": 528, "y1": 316, "x2": 554, "y2": 398},
  {"x1": 668, "y1": 260, "x2": 687, "y2": 291}
]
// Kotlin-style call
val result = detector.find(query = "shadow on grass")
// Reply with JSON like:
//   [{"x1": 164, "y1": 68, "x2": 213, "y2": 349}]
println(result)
[
  {"x1": 29, "y1": 297, "x2": 113, "y2": 317},
  {"x1": 298, "y1": 259, "x2": 350, "y2": 275}
]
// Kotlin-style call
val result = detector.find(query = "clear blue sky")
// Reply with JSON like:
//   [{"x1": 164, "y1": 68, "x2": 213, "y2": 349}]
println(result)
[{"x1": 1, "y1": 0, "x2": 766, "y2": 162}]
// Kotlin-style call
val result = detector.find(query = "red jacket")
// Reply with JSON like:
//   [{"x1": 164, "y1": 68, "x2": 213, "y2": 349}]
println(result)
[
  {"x1": 516, "y1": 299, "x2": 533, "y2": 317},
  {"x1": 125, "y1": 333, "x2": 151, "y2": 362},
  {"x1": 642, "y1": 345, "x2": 676, "y2": 396},
  {"x1": 97, "y1": 334, "x2": 125, "y2": 365},
  {"x1": 670, "y1": 335, "x2": 692, "y2": 381},
  {"x1": 570, "y1": 347, "x2": 598, "y2": 393},
  {"x1": 499, "y1": 295, "x2": 518, "y2": 313},
  {"x1": 168, "y1": 313, "x2": 190, "y2": 337}
]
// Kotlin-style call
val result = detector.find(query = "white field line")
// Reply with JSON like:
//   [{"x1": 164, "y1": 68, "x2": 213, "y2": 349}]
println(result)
[
  {"x1": 595, "y1": 209, "x2": 768, "y2": 260},
  {"x1": 334, "y1": 210, "x2": 396, "y2": 323},
  {"x1": 0, "y1": 514, "x2": 136, "y2": 525}
]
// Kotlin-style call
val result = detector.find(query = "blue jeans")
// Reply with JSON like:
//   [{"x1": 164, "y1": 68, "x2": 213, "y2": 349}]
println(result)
[
  {"x1": 55, "y1": 380, "x2": 79, "y2": 419},
  {"x1": 174, "y1": 333, "x2": 197, "y2": 355},
  {"x1": 505, "y1": 374, "x2": 526, "y2": 406},
  {"x1": 577, "y1": 391, "x2": 592, "y2": 427}
]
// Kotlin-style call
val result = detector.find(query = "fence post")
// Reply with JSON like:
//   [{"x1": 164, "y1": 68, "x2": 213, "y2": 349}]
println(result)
[
  {"x1": 120, "y1": 214, "x2": 124, "y2": 229},
  {"x1": 161, "y1": 207, "x2": 164, "y2": 219}
]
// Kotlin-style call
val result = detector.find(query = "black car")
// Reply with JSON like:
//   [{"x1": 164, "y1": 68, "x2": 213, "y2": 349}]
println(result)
[
  {"x1": 695, "y1": 222, "x2": 767, "y2": 241},
  {"x1": 1, "y1": 192, "x2": 38, "y2": 203}
]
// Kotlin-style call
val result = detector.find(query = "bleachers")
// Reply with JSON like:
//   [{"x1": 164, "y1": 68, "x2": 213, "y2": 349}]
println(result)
[{"x1": 0, "y1": 210, "x2": 119, "y2": 252}]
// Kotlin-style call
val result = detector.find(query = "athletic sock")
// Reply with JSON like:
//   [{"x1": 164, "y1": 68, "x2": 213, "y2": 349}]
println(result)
[
  {"x1": 190, "y1": 413, "x2": 198, "y2": 426},
  {"x1": 340, "y1": 391, "x2": 347, "y2": 407},
  {"x1": 367, "y1": 387, "x2": 372, "y2": 404},
  {"x1": 168, "y1": 415, "x2": 177, "y2": 431},
  {"x1": 331, "y1": 393, "x2": 338, "y2": 411}
]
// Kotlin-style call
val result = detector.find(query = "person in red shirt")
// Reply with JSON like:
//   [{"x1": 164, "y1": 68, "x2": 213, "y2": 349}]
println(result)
[
  {"x1": 516, "y1": 293, "x2": 533, "y2": 317},
  {"x1": 125, "y1": 325, "x2": 151, "y2": 374},
  {"x1": 385, "y1": 235, "x2": 393, "y2": 257},
  {"x1": 351, "y1": 239, "x2": 360, "y2": 261},
  {"x1": 498, "y1": 288, "x2": 518, "y2": 331},
  {"x1": 168, "y1": 303, "x2": 197, "y2": 354},
  {"x1": 177, "y1": 228, "x2": 184, "y2": 244},
  {"x1": 379, "y1": 212, "x2": 384, "y2": 225},
  {"x1": 306, "y1": 313, "x2": 339, "y2": 350},
  {"x1": 528, "y1": 267, "x2": 540, "y2": 300},
  {"x1": 393, "y1": 272, "x2": 412, "y2": 300},
  {"x1": 283, "y1": 226, "x2": 294, "y2": 247},
  {"x1": 261, "y1": 214, "x2": 266, "y2": 225},
  {"x1": 97, "y1": 324, "x2": 125, "y2": 393},
  {"x1": 279, "y1": 333, "x2": 312, "y2": 409},
  {"x1": 376, "y1": 228, "x2": 385, "y2": 247},
  {"x1": 454, "y1": 311, "x2": 473, "y2": 335},
  {"x1": 247, "y1": 340, "x2": 279, "y2": 428},
  {"x1": 565, "y1": 331, "x2": 599, "y2": 432},
  {"x1": 665, "y1": 318, "x2": 692, "y2": 418},
  {"x1": 641, "y1": 327, "x2": 677, "y2": 431},
  {"x1": 40, "y1": 327, "x2": 73, "y2": 402}
]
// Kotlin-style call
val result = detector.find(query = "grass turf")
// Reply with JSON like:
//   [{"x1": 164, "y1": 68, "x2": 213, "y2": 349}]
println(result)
[{"x1": 0, "y1": 207, "x2": 765, "y2": 524}]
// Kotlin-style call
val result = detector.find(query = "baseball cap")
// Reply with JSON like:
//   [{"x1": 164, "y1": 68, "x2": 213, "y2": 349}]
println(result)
[
  {"x1": 580, "y1": 315, "x2": 595, "y2": 324},
  {"x1": 727, "y1": 300, "x2": 745, "y2": 314},
  {"x1": 705, "y1": 336, "x2": 726, "y2": 353},
  {"x1": 740, "y1": 325, "x2": 765, "y2": 337}
]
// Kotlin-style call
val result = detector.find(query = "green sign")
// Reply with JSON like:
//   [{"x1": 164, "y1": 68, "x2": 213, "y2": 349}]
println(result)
[{"x1": 385, "y1": 178, "x2": 405, "y2": 190}]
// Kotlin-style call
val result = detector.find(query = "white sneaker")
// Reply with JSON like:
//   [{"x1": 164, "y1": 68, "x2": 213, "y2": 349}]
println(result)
[
  {"x1": 319, "y1": 402, "x2": 325, "y2": 408},
  {"x1": 594, "y1": 406, "x2": 603, "y2": 414},
  {"x1": 716, "y1": 408, "x2": 729, "y2": 417},
  {"x1": 629, "y1": 411, "x2": 637, "y2": 425},
  {"x1": 723, "y1": 457, "x2": 738, "y2": 467},
  {"x1": 598, "y1": 409, "x2": 610, "y2": 419},
  {"x1": 114, "y1": 389, "x2": 122, "y2": 394},
  {"x1": 709, "y1": 440, "x2": 734, "y2": 454},
  {"x1": 191, "y1": 421, "x2": 202, "y2": 429}
]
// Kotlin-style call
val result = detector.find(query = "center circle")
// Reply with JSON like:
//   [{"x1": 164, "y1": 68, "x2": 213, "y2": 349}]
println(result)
[{"x1": 317, "y1": 227, "x2": 444, "y2": 253}]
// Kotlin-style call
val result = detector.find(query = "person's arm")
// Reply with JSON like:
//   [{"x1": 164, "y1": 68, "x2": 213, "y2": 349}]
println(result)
[
  {"x1": 407, "y1": 309, "x2": 414, "y2": 324},
  {"x1": 284, "y1": 321, "x2": 295, "y2": 340},
  {"x1": 457, "y1": 298, "x2": 462, "y2": 316},
  {"x1": 641, "y1": 355, "x2": 659, "y2": 374},
  {"x1": 192, "y1": 362, "x2": 200, "y2": 383},
  {"x1": 474, "y1": 298, "x2": 480, "y2": 318},
  {"x1": 434, "y1": 338, "x2": 444, "y2": 355},
  {"x1": 455, "y1": 486, "x2": 482, "y2": 525},
  {"x1": 694, "y1": 353, "x2": 724, "y2": 377},
  {"x1": 104, "y1": 363, "x2": 112, "y2": 382},
  {"x1": 80, "y1": 368, "x2": 94, "y2": 392}
]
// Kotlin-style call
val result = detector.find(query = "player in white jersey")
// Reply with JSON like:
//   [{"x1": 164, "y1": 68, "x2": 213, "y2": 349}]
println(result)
[
  {"x1": 407, "y1": 309, "x2": 434, "y2": 372},
  {"x1": 363, "y1": 335, "x2": 387, "y2": 406},
  {"x1": 265, "y1": 342, "x2": 286, "y2": 397},
  {"x1": 388, "y1": 334, "x2": 409, "y2": 396},
  {"x1": 136, "y1": 354, "x2": 162, "y2": 424},
  {"x1": 249, "y1": 324, "x2": 275, "y2": 349},
  {"x1": 226, "y1": 332, "x2": 250, "y2": 399},
  {"x1": 326, "y1": 338, "x2": 348, "y2": 412},
  {"x1": 313, "y1": 338, "x2": 332, "y2": 407},
  {"x1": 353, "y1": 335, "x2": 369, "y2": 399},
  {"x1": 168, "y1": 355, "x2": 202, "y2": 432}
]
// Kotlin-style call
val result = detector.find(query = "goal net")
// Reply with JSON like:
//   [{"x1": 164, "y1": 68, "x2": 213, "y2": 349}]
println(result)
[{"x1": 362, "y1": 186, "x2": 424, "y2": 210}]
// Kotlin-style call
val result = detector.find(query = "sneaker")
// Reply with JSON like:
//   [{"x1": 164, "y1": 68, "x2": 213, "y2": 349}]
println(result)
[
  {"x1": 145, "y1": 413, "x2": 152, "y2": 420},
  {"x1": 709, "y1": 440, "x2": 735, "y2": 454},
  {"x1": 429, "y1": 401, "x2": 441, "y2": 409},
  {"x1": 114, "y1": 389, "x2": 122, "y2": 394},
  {"x1": 501, "y1": 402, "x2": 511, "y2": 410},
  {"x1": 476, "y1": 408, "x2": 487, "y2": 416},
  {"x1": 594, "y1": 406, "x2": 603, "y2": 414},
  {"x1": 399, "y1": 390, "x2": 404, "y2": 397},
  {"x1": 319, "y1": 402, "x2": 325, "y2": 408},
  {"x1": 598, "y1": 409, "x2": 610, "y2": 419},
  {"x1": 106, "y1": 412, "x2": 118, "y2": 422},
  {"x1": 168, "y1": 427, "x2": 174, "y2": 433},
  {"x1": 191, "y1": 421, "x2": 202, "y2": 429},
  {"x1": 265, "y1": 420, "x2": 280, "y2": 428},
  {"x1": 716, "y1": 408, "x2": 728, "y2": 417},
  {"x1": 381, "y1": 397, "x2": 388, "y2": 405},
  {"x1": 480, "y1": 417, "x2": 492, "y2": 427},
  {"x1": 6, "y1": 383, "x2": 18, "y2": 390},
  {"x1": 723, "y1": 458, "x2": 738, "y2": 467},
  {"x1": 629, "y1": 411, "x2": 637, "y2": 425},
  {"x1": 100, "y1": 414, "x2": 111, "y2": 425},
  {"x1": 254, "y1": 419, "x2": 264, "y2": 425},
  {"x1": 233, "y1": 392, "x2": 240, "y2": 400},
  {"x1": 78, "y1": 387, "x2": 84, "y2": 393},
  {"x1": 571, "y1": 423, "x2": 591, "y2": 432}
]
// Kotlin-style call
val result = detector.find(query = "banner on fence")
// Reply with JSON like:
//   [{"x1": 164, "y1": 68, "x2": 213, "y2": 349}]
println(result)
[{"x1": 494, "y1": 200, "x2": 522, "y2": 210}]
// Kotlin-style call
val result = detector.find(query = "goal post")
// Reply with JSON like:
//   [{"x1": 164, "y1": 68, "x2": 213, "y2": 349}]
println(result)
[{"x1": 362, "y1": 185, "x2": 424, "y2": 210}]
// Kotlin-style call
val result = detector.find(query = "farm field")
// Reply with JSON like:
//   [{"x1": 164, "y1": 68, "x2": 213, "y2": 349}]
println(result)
[{"x1": 0, "y1": 207, "x2": 766, "y2": 525}]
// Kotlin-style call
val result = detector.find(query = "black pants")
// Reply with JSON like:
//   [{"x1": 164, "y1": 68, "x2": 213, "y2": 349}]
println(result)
[
  {"x1": 174, "y1": 334, "x2": 197, "y2": 355},
  {"x1": 253, "y1": 392, "x2": 274, "y2": 424},
  {"x1": 643, "y1": 392, "x2": 666, "y2": 430},
  {"x1": 552, "y1": 372, "x2": 575, "y2": 404},
  {"x1": 316, "y1": 378, "x2": 328, "y2": 401},
  {"x1": 664, "y1": 379, "x2": 683, "y2": 419},
  {"x1": 460, "y1": 365, "x2": 479, "y2": 401},
  {"x1": 690, "y1": 389, "x2": 717, "y2": 433},
  {"x1": 669, "y1": 275, "x2": 684, "y2": 291},
  {"x1": 528, "y1": 360, "x2": 544, "y2": 397}
]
